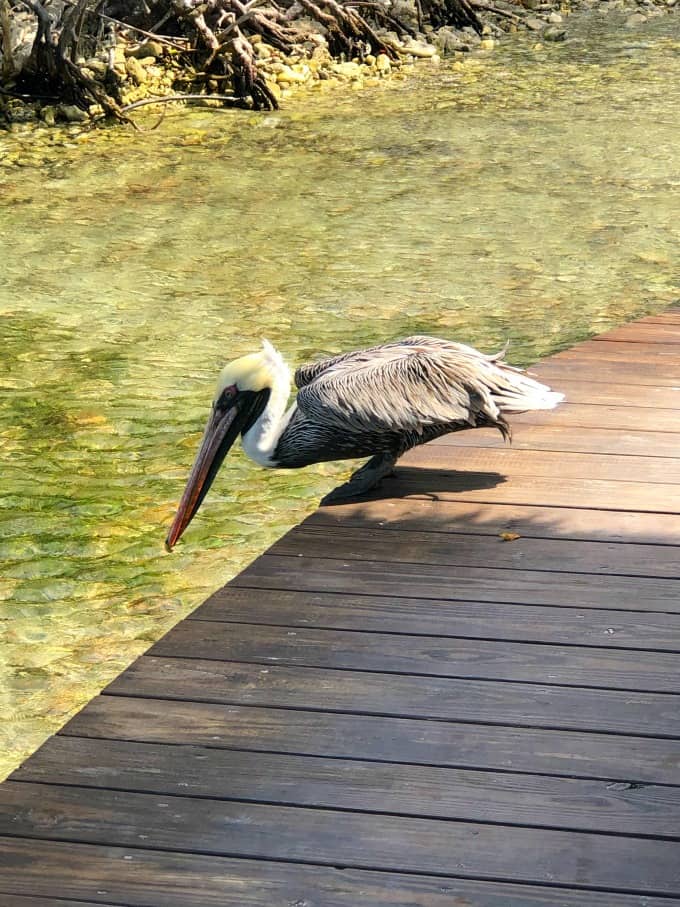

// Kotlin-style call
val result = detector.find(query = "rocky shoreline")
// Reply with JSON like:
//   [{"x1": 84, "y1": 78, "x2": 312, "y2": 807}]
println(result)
[{"x1": 0, "y1": 0, "x2": 676, "y2": 130}]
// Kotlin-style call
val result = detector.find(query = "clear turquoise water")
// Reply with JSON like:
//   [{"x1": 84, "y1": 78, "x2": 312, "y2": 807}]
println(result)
[{"x1": 1, "y1": 11, "x2": 679, "y2": 776}]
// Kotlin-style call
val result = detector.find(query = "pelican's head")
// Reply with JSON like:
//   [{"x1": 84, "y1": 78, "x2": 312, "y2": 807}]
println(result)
[{"x1": 165, "y1": 341, "x2": 284, "y2": 550}]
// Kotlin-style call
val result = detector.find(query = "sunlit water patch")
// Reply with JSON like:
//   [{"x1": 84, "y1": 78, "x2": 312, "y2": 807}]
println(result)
[{"x1": 0, "y1": 11, "x2": 679, "y2": 777}]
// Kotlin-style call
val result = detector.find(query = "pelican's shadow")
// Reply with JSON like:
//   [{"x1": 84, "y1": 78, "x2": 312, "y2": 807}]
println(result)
[{"x1": 321, "y1": 467, "x2": 507, "y2": 506}]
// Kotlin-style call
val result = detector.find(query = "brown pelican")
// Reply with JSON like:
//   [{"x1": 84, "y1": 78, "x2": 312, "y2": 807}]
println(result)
[{"x1": 166, "y1": 336, "x2": 563, "y2": 549}]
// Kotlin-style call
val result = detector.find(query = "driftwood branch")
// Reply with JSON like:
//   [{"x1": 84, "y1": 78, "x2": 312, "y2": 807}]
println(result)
[{"x1": 121, "y1": 90, "x2": 239, "y2": 110}]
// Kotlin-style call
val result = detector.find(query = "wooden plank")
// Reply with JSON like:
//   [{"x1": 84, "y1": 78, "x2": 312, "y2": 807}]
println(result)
[
  {"x1": 510, "y1": 403, "x2": 680, "y2": 432},
  {"x1": 193, "y1": 587, "x2": 680, "y2": 652},
  {"x1": 640, "y1": 314, "x2": 680, "y2": 325},
  {"x1": 432, "y1": 424, "x2": 680, "y2": 457},
  {"x1": 62, "y1": 696, "x2": 680, "y2": 784},
  {"x1": 401, "y1": 446, "x2": 680, "y2": 484},
  {"x1": 308, "y1": 499, "x2": 680, "y2": 545},
  {"x1": 106, "y1": 657, "x2": 680, "y2": 739},
  {"x1": 595, "y1": 324, "x2": 680, "y2": 344},
  {"x1": 152, "y1": 619, "x2": 680, "y2": 693},
  {"x1": 534, "y1": 359, "x2": 680, "y2": 387},
  {"x1": 235, "y1": 554, "x2": 680, "y2": 612},
  {"x1": 272, "y1": 525, "x2": 680, "y2": 580},
  {"x1": 2, "y1": 782, "x2": 680, "y2": 895},
  {"x1": 0, "y1": 898, "x2": 111, "y2": 907},
  {"x1": 520, "y1": 378, "x2": 680, "y2": 408},
  {"x1": 16, "y1": 736, "x2": 680, "y2": 838},
  {"x1": 3, "y1": 839, "x2": 678, "y2": 907},
  {"x1": 374, "y1": 468, "x2": 680, "y2": 512},
  {"x1": 549, "y1": 339, "x2": 680, "y2": 360}
]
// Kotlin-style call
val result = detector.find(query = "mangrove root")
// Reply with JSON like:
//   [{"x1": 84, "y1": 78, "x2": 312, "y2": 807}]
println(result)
[{"x1": 1, "y1": 0, "x2": 490, "y2": 120}]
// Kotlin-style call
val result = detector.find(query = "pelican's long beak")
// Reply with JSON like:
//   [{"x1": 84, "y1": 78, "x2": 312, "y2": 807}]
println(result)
[{"x1": 165, "y1": 399, "x2": 247, "y2": 550}]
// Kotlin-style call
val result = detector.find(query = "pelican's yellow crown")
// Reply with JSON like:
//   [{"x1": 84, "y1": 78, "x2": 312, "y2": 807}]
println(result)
[{"x1": 214, "y1": 339, "x2": 290, "y2": 401}]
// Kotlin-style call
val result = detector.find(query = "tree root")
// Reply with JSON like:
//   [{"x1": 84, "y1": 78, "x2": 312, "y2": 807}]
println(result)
[
  {"x1": 3, "y1": 0, "x2": 493, "y2": 121},
  {"x1": 296, "y1": 0, "x2": 394, "y2": 58},
  {"x1": 230, "y1": 27, "x2": 278, "y2": 108},
  {"x1": 17, "y1": 0, "x2": 132, "y2": 121},
  {"x1": 422, "y1": 0, "x2": 483, "y2": 32}
]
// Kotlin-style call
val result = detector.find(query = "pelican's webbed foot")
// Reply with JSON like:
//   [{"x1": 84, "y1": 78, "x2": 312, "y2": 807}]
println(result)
[{"x1": 321, "y1": 453, "x2": 397, "y2": 505}]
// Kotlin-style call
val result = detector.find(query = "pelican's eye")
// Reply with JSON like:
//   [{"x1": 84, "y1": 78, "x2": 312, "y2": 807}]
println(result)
[{"x1": 216, "y1": 383, "x2": 238, "y2": 410}]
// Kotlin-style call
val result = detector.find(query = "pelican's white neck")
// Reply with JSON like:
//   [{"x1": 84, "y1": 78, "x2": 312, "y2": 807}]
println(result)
[{"x1": 241, "y1": 341, "x2": 293, "y2": 467}]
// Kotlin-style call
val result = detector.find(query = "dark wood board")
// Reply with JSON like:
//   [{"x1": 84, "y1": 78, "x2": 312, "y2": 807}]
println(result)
[
  {"x1": 105, "y1": 657, "x2": 680, "y2": 739},
  {"x1": 15, "y1": 735, "x2": 680, "y2": 838},
  {"x1": 431, "y1": 424, "x2": 680, "y2": 457},
  {"x1": 193, "y1": 586, "x2": 680, "y2": 652},
  {"x1": 367, "y1": 469, "x2": 680, "y2": 512},
  {"x1": 516, "y1": 378, "x2": 680, "y2": 408},
  {"x1": 62, "y1": 696, "x2": 680, "y2": 784},
  {"x1": 150, "y1": 619, "x2": 680, "y2": 693},
  {"x1": 3, "y1": 838, "x2": 680, "y2": 907},
  {"x1": 510, "y1": 403, "x2": 680, "y2": 432},
  {"x1": 307, "y1": 498, "x2": 680, "y2": 544},
  {"x1": 272, "y1": 524, "x2": 680, "y2": 579},
  {"x1": 0, "y1": 899, "x2": 114, "y2": 907},
  {"x1": 640, "y1": 314, "x2": 680, "y2": 325},
  {"x1": 234, "y1": 553, "x2": 680, "y2": 612},
  {"x1": 400, "y1": 445, "x2": 680, "y2": 484},
  {"x1": 548, "y1": 339, "x2": 680, "y2": 359},
  {"x1": 2, "y1": 782, "x2": 680, "y2": 895},
  {"x1": 533, "y1": 359, "x2": 680, "y2": 386},
  {"x1": 595, "y1": 324, "x2": 680, "y2": 343}
]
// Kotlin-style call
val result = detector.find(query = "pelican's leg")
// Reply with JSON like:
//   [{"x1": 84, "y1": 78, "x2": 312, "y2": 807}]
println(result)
[{"x1": 321, "y1": 453, "x2": 397, "y2": 504}]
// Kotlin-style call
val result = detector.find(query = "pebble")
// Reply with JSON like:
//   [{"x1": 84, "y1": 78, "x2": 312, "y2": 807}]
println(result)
[
  {"x1": 58, "y1": 104, "x2": 89, "y2": 123},
  {"x1": 525, "y1": 16, "x2": 546, "y2": 28},
  {"x1": 276, "y1": 64, "x2": 309, "y2": 84},
  {"x1": 435, "y1": 27, "x2": 464, "y2": 53},
  {"x1": 375, "y1": 52, "x2": 391, "y2": 74},
  {"x1": 125, "y1": 56, "x2": 148, "y2": 85},
  {"x1": 40, "y1": 106, "x2": 57, "y2": 126},
  {"x1": 625, "y1": 11, "x2": 648, "y2": 22},
  {"x1": 548, "y1": 11, "x2": 563, "y2": 21},
  {"x1": 331, "y1": 61, "x2": 363, "y2": 79},
  {"x1": 86, "y1": 60, "x2": 109, "y2": 78},
  {"x1": 543, "y1": 24, "x2": 567, "y2": 38},
  {"x1": 127, "y1": 41, "x2": 164, "y2": 59},
  {"x1": 403, "y1": 39, "x2": 437, "y2": 57}
]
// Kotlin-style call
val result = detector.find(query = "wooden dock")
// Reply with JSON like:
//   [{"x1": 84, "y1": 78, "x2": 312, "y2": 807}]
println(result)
[{"x1": 1, "y1": 309, "x2": 680, "y2": 906}]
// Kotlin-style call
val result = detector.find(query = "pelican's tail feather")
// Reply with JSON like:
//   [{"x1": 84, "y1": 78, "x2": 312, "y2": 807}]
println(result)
[{"x1": 490, "y1": 366, "x2": 565, "y2": 415}]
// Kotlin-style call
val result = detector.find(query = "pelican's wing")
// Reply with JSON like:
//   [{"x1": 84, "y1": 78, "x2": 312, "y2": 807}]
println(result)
[
  {"x1": 295, "y1": 336, "x2": 513, "y2": 435},
  {"x1": 294, "y1": 350, "x2": 365, "y2": 388}
]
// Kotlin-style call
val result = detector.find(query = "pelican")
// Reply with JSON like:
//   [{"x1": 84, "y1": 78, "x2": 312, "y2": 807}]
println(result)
[{"x1": 165, "y1": 336, "x2": 563, "y2": 549}]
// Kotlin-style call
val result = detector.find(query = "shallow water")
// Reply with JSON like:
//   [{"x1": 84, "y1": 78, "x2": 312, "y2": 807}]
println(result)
[{"x1": 1, "y1": 11, "x2": 679, "y2": 777}]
